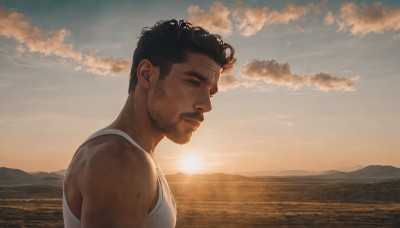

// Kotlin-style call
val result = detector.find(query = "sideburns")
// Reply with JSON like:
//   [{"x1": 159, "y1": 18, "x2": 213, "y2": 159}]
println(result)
[{"x1": 153, "y1": 79, "x2": 165, "y2": 99}]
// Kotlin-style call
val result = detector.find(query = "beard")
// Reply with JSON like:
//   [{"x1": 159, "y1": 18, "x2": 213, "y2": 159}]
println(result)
[
  {"x1": 162, "y1": 111, "x2": 204, "y2": 144},
  {"x1": 149, "y1": 80, "x2": 202, "y2": 144},
  {"x1": 162, "y1": 119, "x2": 193, "y2": 144}
]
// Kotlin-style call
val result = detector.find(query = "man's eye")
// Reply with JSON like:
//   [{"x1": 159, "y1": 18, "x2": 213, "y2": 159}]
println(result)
[{"x1": 187, "y1": 80, "x2": 200, "y2": 87}]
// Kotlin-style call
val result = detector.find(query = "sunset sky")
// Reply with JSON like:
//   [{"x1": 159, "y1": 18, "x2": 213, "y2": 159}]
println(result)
[{"x1": 1, "y1": 0, "x2": 400, "y2": 174}]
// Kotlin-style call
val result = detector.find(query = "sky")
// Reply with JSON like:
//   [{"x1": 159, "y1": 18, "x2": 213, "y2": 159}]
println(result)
[{"x1": 1, "y1": 0, "x2": 400, "y2": 174}]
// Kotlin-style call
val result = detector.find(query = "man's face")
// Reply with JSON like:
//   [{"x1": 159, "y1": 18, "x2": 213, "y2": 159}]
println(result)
[{"x1": 147, "y1": 53, "x2": 221, "y2": 144}]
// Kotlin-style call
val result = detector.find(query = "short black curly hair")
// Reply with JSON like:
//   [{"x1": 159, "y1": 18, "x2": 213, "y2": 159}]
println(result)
[{"x1": 128, "y1": 19, "x2": 236, "y2": 93}]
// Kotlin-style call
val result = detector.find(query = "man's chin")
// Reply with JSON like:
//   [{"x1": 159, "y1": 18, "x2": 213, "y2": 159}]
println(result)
[{"x1": 166, "y1": 132, "x2": 192, "y2": 145}]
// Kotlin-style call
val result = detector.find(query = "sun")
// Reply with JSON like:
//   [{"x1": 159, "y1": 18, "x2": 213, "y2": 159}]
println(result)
[{"x1": 180, "y1": 153, "x2": 204, "y2": 173}]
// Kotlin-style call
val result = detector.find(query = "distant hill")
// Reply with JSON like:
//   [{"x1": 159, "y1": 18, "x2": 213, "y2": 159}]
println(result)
[
  {"x1": 236, "y1": 166, "x2": 365, "y2": 177},
  {"x1": 234, "y1": 165, "x2": 365, "y2": 177},
  {"x1": 321, "y1": 170, "x2": 343, "y2": 175},
  {"x1": 166, "y1": 172, "x2": 256, "y2": 182},
  {"x1": 0, "y1": 167, "x2": 63, "y2": 186},
  {"x1": 53, "y1": 169, "x2": 67, "y2": 176},
  {"x1": 341, "y1": 165, "x2": 400, "y2": 179},
  {"x1": 32, "y1": 171, "x2": 64, "y2": 181},
  {"x1": 319, "y1": 165, "x2": 400, "y2": 180},
  {"x1": 274, "y1": 170, "x2": 323, "y2": 176},
  {"x1": 236, "y1": 165, "x2": 400, "y2": 179},
  {"x1": 172, "y1": 165, "x2": 400, "y2": 182},
  {"x1": 0, "y1": 167, "x2": 34, "y2": 183},
  {"x1": 1, "y1": 165, "x2": 399, "y2": 186},
  {"x1": 231, "y1": 169, "x2": 327, "y2": 177}
]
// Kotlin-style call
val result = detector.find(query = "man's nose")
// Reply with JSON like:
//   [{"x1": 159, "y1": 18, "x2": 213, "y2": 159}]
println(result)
[{"x1": 194, "y1": 92, "x2": 212, "y2": 113}]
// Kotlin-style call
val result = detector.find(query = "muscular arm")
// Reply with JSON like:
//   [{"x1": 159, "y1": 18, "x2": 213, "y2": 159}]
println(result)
[{"x1": 78, "y1": 144, "x2": 157, "y2": 228}]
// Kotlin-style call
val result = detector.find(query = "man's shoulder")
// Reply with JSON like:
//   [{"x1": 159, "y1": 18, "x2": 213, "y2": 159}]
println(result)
[
  {"x1": 85, "y1": 135, "x2": 151, "y2": 167},
  {"x1": 65, "y1": 134, "x2": 159, "y2": 225},
  {"x1": 74, "y1": 135, "x2": 157, "y2": 190}
]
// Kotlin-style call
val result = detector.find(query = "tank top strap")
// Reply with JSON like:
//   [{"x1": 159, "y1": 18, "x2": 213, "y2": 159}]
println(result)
[{"x1": 83, "y1": 129, "x2": 147, "y2": 153}]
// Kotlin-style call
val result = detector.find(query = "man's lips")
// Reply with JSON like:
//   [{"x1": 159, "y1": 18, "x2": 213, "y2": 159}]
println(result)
[{"x1": 184, "y1": 119, "x2": 201, "y2": 129}]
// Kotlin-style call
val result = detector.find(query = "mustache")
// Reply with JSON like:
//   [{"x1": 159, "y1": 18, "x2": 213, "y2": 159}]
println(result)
[{"x1": 180, "y1": 112, "x2": 204, "y2": 122}]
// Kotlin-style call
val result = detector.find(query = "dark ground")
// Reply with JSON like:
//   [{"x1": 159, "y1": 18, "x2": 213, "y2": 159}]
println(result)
[{"x1": 0, "y1": 180, "x2": 400, "y2": 227}]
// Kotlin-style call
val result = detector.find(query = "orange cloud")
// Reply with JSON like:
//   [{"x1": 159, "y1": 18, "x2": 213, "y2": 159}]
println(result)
[
  {"x1": 218, "y1": 73, "x2": 253, "y2": 91},
  {"x1": 0, "y1": 6, "x2": 130, "y2": 76},
  {"x1": 83, "y1": 53, "x2": 130, "y2": 76},
  {"x1": 187, "y1": 1, "x2": 321, "y2": 37},
  {"x1": 336, "y1": 2, "x2": 400, "y2": 35},
  {"x1": 324, "y1": 11, "x2": 334, "y2": 25},
  {"x1": 188, "y1": 1, "x2": 232, "y2": 36},
  {"x1": 232, "y1": 3, "x2": 318, "y2": 36},
  {"x1": 241, "y1": 59, "x2": 359, "y2": 91}
]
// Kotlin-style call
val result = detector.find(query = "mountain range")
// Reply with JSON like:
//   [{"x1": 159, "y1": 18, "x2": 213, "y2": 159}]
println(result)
[
  {"x1": 234, "y1": 165, "x2": 364, "y2": 177},
  {"x1": 0, "y1": 167, "x2": 63, "y2": 186},
  {"x1": 1, "y1": 165, "x2": 400, "y2": 186},
  {"x1": 321, "y1": 165, "x2": 400, "y2": 179}
]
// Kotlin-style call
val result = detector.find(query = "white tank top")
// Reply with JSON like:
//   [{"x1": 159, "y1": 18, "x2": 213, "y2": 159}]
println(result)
[{"x1": 63, "y1": 129, "x2": 177, "y2": 228}]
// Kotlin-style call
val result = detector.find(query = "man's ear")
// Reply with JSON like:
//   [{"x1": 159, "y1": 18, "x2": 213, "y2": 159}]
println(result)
[{"x1": 137, "y1": 59, "x2": 158, "y2": 90}]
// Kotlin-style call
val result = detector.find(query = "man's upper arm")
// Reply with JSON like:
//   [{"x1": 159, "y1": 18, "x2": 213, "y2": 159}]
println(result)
[{"x1": 79, "y1": 147, "x2": 156, "y2": 227}]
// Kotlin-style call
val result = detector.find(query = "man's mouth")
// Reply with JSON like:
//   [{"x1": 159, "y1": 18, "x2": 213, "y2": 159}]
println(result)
[{"x1": 184, "y1": 119, "x2": 200, "y2": 129}]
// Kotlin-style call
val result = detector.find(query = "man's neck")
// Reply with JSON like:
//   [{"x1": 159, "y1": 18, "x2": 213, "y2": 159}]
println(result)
[{"x1": 107, "y1": 93, "x2": 164, "y2": 155}]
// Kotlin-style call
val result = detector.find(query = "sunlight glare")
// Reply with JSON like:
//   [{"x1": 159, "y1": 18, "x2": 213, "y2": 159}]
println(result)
[{"x1": 180, "y1": 153, "x2": 203, "y2": 173}]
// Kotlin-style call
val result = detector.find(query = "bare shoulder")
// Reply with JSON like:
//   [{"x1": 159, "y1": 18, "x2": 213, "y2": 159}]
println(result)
[
  {"x1": 78, "y1": 134, "x2": 157, "y2": 189},
  {"x1": 68, "y1": 135, "x2": 157, "y2": 227}
]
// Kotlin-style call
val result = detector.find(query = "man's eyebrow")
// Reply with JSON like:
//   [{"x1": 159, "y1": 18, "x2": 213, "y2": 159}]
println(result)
[
  {"x1": 184, "y1": 70, "x2": 219, "y2": 95},
  {"x1": 183, "y1": 70, "x2": 210, "y2": 83}
]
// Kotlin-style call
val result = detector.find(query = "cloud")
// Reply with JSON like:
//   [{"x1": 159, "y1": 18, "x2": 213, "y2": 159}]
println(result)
[
  {"x1": 324, "y1": 11, "x2": 334, "y2": 25},
  {"x1": 336, "y1": 2, "x2": 400, "y2": 35},
  {"x1": 15, "y1": 44, "x2": 26, "y2": 53},
  {"x1": 187, "y1": 1, "x2": 232, "y2": 36},
  {"x1": 187, "y1": 1, "x2": 322, "y2": 37},
  {"x1": 0, "y1": 6, "x2": 130, "y2": 76},
  {"x1": 82, "y1": 53, "x2": 130, "y2": 76},
  {"x1": 218, "y1": 73, "x2": 253, "y2": 91},
  {"x1": 232, "y1": 2, "x2": 318, "y2": 36},
  {"x1": 241, "y1": 59, "x2": 359, "y2": 91}
]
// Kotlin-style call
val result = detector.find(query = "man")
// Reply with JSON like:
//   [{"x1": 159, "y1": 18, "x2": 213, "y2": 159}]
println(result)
[{"x1": 63, "y1": 19, "x2": 236, "y2": 227}]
